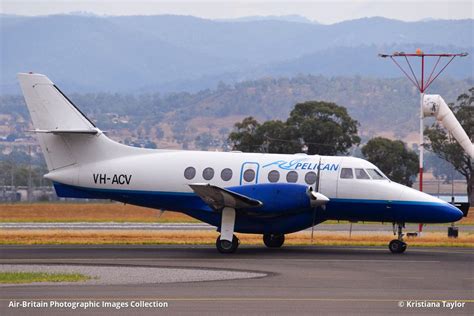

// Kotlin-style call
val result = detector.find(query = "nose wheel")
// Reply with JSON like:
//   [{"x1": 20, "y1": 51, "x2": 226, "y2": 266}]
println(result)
[
  {"x1": 216, "y1": 207, "x2": 239, "y2": 253},
  {"x1": 389, "y1": 222, "x2": 407, "y2": 254},
  {"x1": 216, "y1": 235, "x2": 240, "y2": 253}
]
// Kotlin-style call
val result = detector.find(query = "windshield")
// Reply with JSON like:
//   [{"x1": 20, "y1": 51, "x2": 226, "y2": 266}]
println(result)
[
  {"x1": 366, "y1": 168, "x2": 387, "y2": 180},
  {"x1": 355, "y1": 168, "x2": 370, "y2": 179}
]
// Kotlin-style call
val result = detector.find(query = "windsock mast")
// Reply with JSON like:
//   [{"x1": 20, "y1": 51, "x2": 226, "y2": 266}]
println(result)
[
  {"x1": 378, "y1": 50, "x2": 468, "y2": 191},
  {"x1": 379, "y1": 50, "x2": 469, "y2": 234}
]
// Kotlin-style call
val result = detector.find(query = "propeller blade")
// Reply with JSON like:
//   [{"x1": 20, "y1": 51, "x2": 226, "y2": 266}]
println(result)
[
  {"x1": 315, "y1": 157, "x2": 322, "y2": 192},
  {"x1": 311, "y1": 157, "x2": 324, "y2": 244}
]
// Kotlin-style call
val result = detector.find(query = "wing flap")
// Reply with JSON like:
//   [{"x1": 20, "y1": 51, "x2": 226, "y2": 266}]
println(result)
[{"x1": 189, "y1": 183, "x2": 263, "y2": 211}]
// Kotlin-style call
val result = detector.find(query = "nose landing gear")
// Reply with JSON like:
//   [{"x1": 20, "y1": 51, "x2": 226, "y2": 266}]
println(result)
[
  {"x1": 216, "y1": 235, "x2": 240, "y2": 253},
  {"x1": 389, "y1": 222, "x2": 407, "y2": 254}
]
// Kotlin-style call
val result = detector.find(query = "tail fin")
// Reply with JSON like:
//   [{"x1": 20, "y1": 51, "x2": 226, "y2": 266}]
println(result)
[
  {"x1": 18, "y1": 73, "x2": 143, "y2": 172},
  {"x1": 17, "y1": 73, "x2": 97, "y2": 133}
]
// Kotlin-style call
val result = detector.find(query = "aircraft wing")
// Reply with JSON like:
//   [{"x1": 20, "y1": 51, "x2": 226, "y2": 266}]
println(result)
[{"x1": 189, "y1": 183, "x2": 263, "y2": 211}]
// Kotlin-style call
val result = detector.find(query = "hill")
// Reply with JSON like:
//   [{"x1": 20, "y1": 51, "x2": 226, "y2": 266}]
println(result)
[
  {"x1": 1, "y1": 75, "x2": 471, "y2": 150},
  {"x1": 1, "y1": 15, "x2": 472, "y2": 94}
]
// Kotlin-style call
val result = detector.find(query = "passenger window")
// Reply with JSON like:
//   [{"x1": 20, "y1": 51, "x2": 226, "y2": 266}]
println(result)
[
  {"x1": 243, "y1": 169, "x2": 255, "y2": 182},
  {"x1": 203, "y1": 167, "x2": 214, "y2": 180},
  {"x1": 355, "y1": 168, "x2": 370, "y2": 179},
  {"x1": 221, "y1": 168, "x2": 233, "y2": 181},
  {"x1": 366, "y1": 169, "x2": 386, "y2": 180},
  {"x1": 340, "y1": 168, "x2": 353, "y2": 179},
  {"x1": 286, "y1": 171, "x2": 298, "y2": 183},
  {"x1": 305, "y1": 172, "x2": 317, "y2": 185},
  {"x1": 184, "y1": 167, "x2": 196, "y2": 180},
  {"x1": 268, "y1": 170, "x2": 280, "y2": 183}
]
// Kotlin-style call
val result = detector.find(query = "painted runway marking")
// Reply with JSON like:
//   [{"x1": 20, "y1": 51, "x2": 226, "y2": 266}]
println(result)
[{"x1": 383, "y1": 276, "x2": 425, "y2": 280}]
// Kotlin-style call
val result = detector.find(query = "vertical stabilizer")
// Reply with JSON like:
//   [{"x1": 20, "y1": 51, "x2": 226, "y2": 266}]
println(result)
[
  {"x1": 18, "y1": 73, "x2": 145, "y2": 172},
  {"x1": 18, "y1": 73, "x2": 96, "y2": 170}
]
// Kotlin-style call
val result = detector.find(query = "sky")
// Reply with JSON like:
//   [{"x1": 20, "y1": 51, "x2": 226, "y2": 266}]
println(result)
[{"x1": 1, "y1": 0, "x2": 472, "y2": 24}]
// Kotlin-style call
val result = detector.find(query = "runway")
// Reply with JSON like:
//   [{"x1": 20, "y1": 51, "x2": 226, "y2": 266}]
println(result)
[{"x1": 1, "y1": 245, "x2": 473, "y2": 315}]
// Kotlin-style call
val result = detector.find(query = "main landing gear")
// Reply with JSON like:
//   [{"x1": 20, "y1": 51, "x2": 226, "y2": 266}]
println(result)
[
  {"x1": 263, "y1": 234, "x2": 285, "y2": 248},
  {"x1": 389, "y1": 222, "x2": 407, "y2": 254}
]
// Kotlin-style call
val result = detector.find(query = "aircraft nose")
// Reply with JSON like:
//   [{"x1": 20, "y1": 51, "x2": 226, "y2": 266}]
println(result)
[
  {"x1": 441, "y1": 203, "x2": 464, "y2": 222},
  {"x1": 398, "y1": 186, "x2": 464, "y2": 223}
]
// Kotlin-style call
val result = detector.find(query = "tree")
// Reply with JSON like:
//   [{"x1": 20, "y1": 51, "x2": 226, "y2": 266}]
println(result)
[
  {"x1": 256, "y1": 120, "x2": 301, "y2": 154},
  {"x1": 195, "y1": 132, "x2": 215, "y2": 151},
  {"x1": 362, "y1": 137, "x2": 419, "y2": 186},
  {"x1": 425, "y1": 87, "x2": 474, "y2": 203},
  {"x1": 287, "y1": 101, "x2": 360, "y2": 155},
  {"x1": 228, "y1": 117, "x2": 263, "y2": 152},
  {"x1": 228, "y1": 101, "x2": 360, "y2": 155}
]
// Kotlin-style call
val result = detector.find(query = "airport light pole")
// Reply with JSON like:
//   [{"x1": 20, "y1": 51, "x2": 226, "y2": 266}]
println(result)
[{"x1": 379, "y1": 50, "x2": 468, "y2": 234}]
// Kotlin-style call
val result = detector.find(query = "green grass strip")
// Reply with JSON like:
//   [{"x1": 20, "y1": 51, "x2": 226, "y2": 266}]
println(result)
[{"x1": 0, "y1": 272, "x2": 92, "y2": 284}]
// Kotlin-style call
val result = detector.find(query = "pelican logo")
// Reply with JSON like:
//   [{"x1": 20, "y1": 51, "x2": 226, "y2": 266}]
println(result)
[{"x1": 263, "y1": 159, "x2": 339, "y2": 171}]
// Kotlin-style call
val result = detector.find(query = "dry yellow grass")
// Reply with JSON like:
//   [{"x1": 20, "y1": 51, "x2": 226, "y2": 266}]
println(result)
[
  {"x1": 1, "y1": 203, "x2": 472, "y2": 225},
  {"x1": 0, "y1": 230, "x2": 472, "y2": 247},
  {"x1": 0, "y1": 203, "x2": 197, "y2": 223}
]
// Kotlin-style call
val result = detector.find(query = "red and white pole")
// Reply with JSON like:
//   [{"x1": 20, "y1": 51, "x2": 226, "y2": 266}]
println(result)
[
  {"x1": 378, "y1": 50, "x2": 467, "y2": 236},
  {"x1": 418, "y1": 54, "x2": 424, "y2": 236}
]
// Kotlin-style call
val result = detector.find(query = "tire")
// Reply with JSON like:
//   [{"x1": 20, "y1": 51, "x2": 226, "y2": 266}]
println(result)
[
  {"x1": 389, "y1": 240, "x2": 407, "y2": 254},
  {"x1": 216, "y1": 235, "x2": 239, "y2": 254},
  {"x1": 263, "y1": 234, "x2": 285, "y2": 248}
]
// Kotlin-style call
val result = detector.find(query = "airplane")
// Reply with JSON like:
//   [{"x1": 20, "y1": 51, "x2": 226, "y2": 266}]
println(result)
[{"x1": 17, "y1": 73, "x2": 465, "y2": 254}]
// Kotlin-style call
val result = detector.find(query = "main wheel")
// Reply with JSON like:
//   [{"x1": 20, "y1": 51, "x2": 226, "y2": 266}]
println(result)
[
  {"x1": 389, "y1": 239, "x2": 407, "y2": 254},
  {"x1": 216, "y1": 235, "x2": 239, "y2": 254},
  {"x1": 263, "y1": 234, "x2": 285, "y2": 248}
]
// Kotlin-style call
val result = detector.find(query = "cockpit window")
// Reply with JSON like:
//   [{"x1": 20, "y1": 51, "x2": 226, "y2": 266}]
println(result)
[
  {"x1": 366, "y1": 168, "x2": 386, "y2": 180},
  {"x1": 355, "y1": 168, "x2": 370, "y2": 179},
  {"x1": 340, "y1": 168, "x2": 353, "y2": 179}
]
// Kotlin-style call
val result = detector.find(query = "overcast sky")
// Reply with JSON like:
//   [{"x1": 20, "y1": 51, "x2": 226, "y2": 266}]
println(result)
[{"x1": 2, "y1": 1, "x2": 472, "y2": 24}]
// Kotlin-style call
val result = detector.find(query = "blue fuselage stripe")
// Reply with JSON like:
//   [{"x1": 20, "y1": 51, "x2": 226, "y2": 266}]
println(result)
[{"x1": 53, "y1": 182, "x2": 461, "y2": 234}]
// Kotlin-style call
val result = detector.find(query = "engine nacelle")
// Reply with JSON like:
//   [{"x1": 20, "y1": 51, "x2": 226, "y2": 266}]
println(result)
[{"x1": 229, "y1": 183, "x2": 326, "y2": 215}]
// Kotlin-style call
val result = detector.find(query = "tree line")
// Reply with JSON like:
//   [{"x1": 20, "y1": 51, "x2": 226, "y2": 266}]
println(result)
[{"x1": 228, "y1": 88, "x2": 473, "y2": 202}]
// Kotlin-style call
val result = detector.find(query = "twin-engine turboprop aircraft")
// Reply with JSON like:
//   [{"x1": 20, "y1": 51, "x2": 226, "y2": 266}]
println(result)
[{"x1": 18, "y1": 73, "x2": 464, "y2": 254}]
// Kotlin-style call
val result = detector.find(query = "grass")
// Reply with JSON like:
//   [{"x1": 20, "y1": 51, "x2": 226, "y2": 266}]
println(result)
[
  {"x1": 0, "y1": 203, "x2": 198, "y2": 223},
  {"x1": 0, "y1": 272, "x2": 91, "y2": 284},
  {"x1": 1, "y1": 203, "x2": 472, "y2": 225},
  {"x1": 0, "y1": 230, "x2": 472, "y2": 247}
]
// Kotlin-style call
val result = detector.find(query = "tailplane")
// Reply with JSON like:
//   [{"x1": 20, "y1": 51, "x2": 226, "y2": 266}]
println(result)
[{"x1": 18, "y1": 73, "x2": 145, "y2": 171}]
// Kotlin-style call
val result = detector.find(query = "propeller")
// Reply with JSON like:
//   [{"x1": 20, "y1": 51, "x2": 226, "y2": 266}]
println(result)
[{"x1": 309, "y1": 157, "x2": 329, "y2": 243}]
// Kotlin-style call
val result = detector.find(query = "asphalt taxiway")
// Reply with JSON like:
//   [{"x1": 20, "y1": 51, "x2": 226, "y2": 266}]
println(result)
[{"x1": 1, "y1": 245, "x2": 473, "y2": 315}]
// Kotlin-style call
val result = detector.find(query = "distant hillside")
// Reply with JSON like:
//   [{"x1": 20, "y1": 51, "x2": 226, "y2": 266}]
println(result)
[
  {"x1": 1, "y1": 75, "x2": 471, "y2": 148},
  {"x1": 1, "y1": 15, "x2": 472, "y2": 94}
]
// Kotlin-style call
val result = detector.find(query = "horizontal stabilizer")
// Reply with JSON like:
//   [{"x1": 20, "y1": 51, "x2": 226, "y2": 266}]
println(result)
[
  {"x1": 29, "y1": 129, "x2": 100, "y2": 135},
  {"x1": 189, "y1": 183, "x2": 263, "y2": 211}
]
